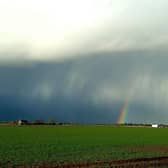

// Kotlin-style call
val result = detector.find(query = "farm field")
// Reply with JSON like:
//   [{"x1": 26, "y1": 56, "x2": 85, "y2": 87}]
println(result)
[{"x1": 0, "y1": 125, "x2": 168, "y2": 167}]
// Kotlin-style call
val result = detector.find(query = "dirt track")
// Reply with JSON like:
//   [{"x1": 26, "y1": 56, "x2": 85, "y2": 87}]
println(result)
[
  {"x1": 12, "y1": 156, "x2": 168, "y2": 168},
  {"x1": 127, "y1": 145, "x2": 168, "y2": 153}
]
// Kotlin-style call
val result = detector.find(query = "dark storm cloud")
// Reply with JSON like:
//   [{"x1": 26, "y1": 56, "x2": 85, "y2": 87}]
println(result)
[{"x1": 1, "y1": 50, "x2": 168, "y2": 123}]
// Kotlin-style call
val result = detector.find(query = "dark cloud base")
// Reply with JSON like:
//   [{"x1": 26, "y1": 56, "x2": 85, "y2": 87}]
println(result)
[{"x1": 1, "y1": 50, "x2": 168, "y2": 124}]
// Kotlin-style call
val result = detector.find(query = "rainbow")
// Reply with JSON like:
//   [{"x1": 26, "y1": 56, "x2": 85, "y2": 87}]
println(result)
[{"x1": 117, "y1": 100, "x2": 129, "y2": 124}]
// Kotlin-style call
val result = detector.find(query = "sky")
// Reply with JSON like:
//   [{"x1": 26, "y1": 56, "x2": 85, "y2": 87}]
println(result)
[{"x1": 0, "y1": 0, "x2": 168, "y2": 123}]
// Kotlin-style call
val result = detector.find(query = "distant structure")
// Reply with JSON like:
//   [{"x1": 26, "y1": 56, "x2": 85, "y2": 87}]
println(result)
[
  {"x1": 152, "y1": 124, "x2": 158, "y2": 128},
  {"x1": 18, "y1": 120, "x2": 28, "y2": 125},
  {"x1": 31, "y1": 120, "x2": 44, "y2": 125}
]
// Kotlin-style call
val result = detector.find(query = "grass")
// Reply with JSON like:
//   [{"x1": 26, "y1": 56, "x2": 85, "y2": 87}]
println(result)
[{"x1": 0, "y1": 125, "x2": 168, "y2": 166}]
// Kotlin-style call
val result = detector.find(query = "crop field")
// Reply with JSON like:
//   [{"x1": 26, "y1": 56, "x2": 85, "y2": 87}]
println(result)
[{"x1": 0, "y1": 125, "x2": 168, "y2": 167}]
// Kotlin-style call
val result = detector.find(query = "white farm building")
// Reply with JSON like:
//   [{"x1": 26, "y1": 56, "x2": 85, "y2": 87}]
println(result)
[{"x1": 152, "y1": 124, "x2": 158, "y2": 128}]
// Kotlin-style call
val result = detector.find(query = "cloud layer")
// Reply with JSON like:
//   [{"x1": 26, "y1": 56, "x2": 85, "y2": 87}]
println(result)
[
  {"x1": 1, "y1": 1, "x2": 168, "y2": 123},
  {"x1": 1, "y1": 51, "x2": 168, "y2": 123},
  {"x1": 0, "y1": 0, "x2": 168, "y2": 62}
]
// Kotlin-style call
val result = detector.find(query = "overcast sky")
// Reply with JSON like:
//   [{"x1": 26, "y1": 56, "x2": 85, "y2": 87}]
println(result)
[
  {"x1": 0, "y1": 0, "x2": 168, "y2": 123},
  {"x1": 1, "y1": 0, "x2": 168, "y2": 62}
]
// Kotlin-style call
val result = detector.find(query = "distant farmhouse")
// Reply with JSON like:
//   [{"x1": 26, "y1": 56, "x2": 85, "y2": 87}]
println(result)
[
  {"x1": 152, "y1": 124, "x2": 159, "y2": 128},
  {"x1": 15, "y1": 120, "x2": 61, "y2": 126},
  {"x1": 18, "y1": 120, "x2": 28, "y2": 125}
]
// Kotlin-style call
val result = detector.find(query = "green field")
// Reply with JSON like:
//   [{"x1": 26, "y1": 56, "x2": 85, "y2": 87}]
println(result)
[{"x1": 0, "y1": 125, "x2": 168, "y2": 166}]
